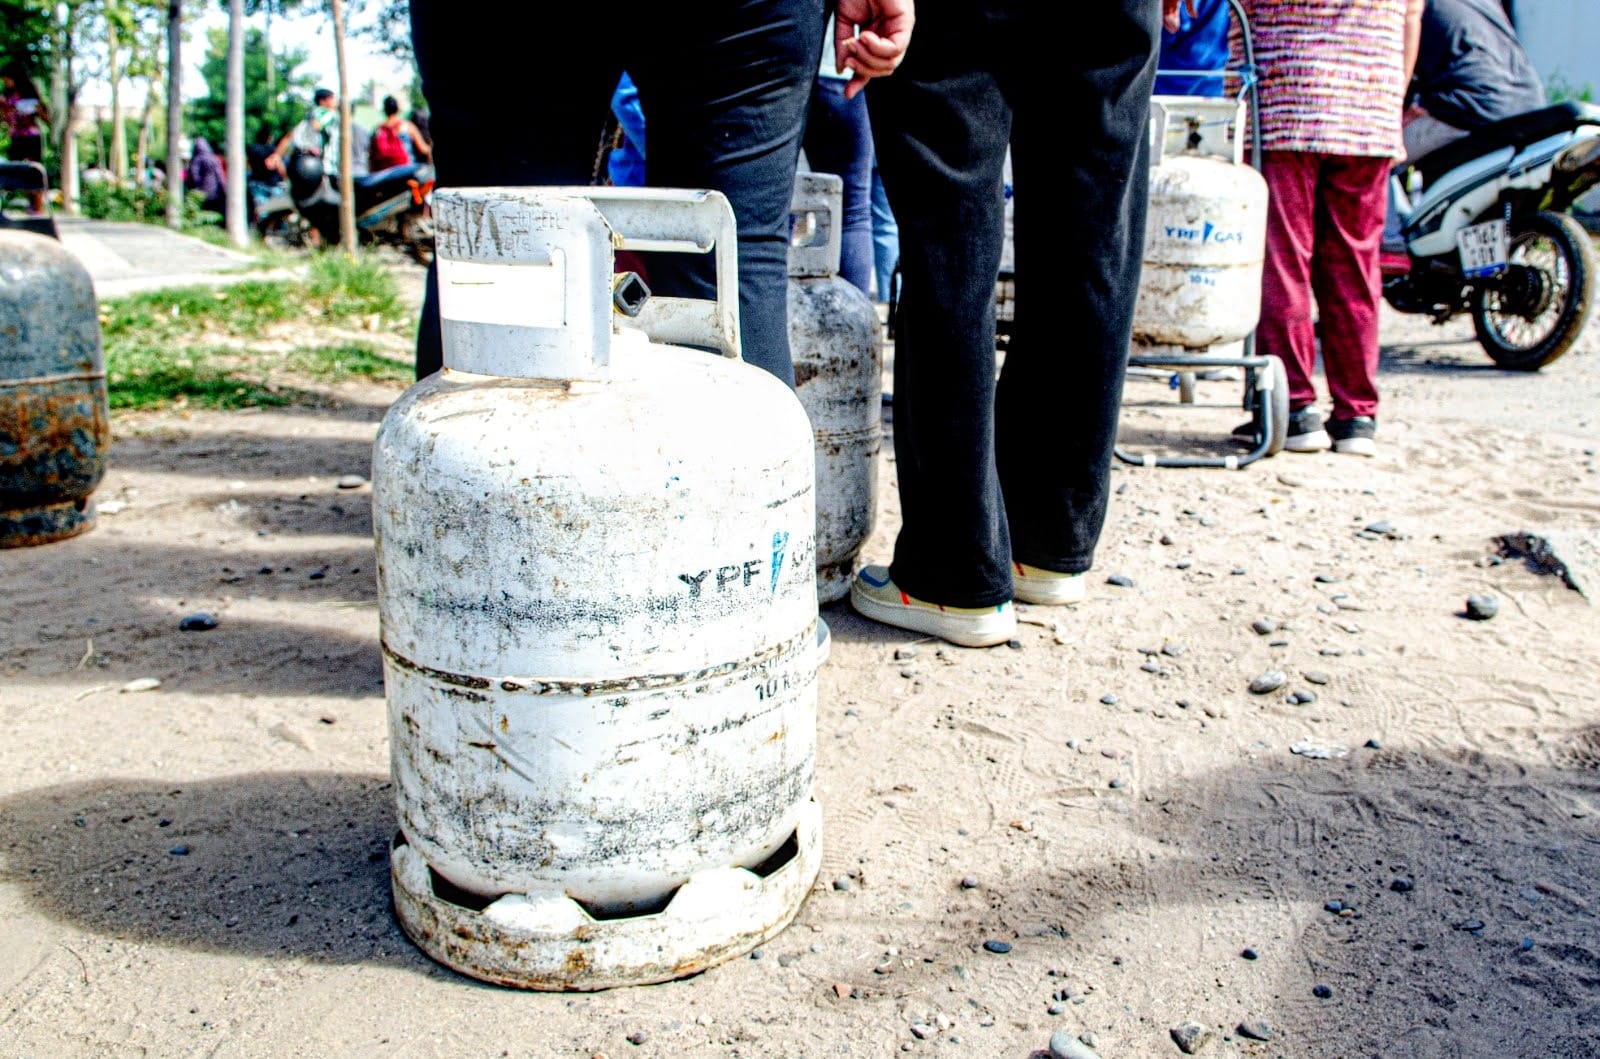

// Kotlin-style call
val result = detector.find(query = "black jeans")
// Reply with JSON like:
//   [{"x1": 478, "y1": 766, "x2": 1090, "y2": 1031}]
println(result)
[
  {"x1": 409, "y1": 0, "x2": 827, "y2": 384},
  {"x1": 867, "y1": 0, "x2": 1158, "y2": 608}
]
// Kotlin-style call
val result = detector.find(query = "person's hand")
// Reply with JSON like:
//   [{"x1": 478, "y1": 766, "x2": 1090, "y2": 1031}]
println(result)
[
  {"x1": 835, "y1": 0, "x2": 915, "y2": 99},
  {"x1": 1163, "y1": 0, "x2": 1196, "y2": 32},
  {"x1": 1402, "y1": 102, "x2": 1427, "y2": 128}
]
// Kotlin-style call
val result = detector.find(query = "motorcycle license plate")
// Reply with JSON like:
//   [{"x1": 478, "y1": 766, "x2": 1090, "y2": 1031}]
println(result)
[{"x1": 1456, "y1": 219, "x2": 1509, "y2": 279}]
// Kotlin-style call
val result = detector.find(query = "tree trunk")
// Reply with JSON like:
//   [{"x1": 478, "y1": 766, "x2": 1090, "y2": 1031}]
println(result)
[
  {"x1": 329, "y1": 0, "x2": 357, "y2": 255},
  {"x1": 264, "y1": 3, "x2": 274, "y2": 122},
  {"x1": 109, "y1": 21, "x2": 128, "y2": 183},
  {"x1": 136, "y1": 77, "x2": 158, "y2": 183},
  {"x1": 60, "y1": 41, "x2": 79, "y2": 214},
  {"x1": 165, "y1": 0, "x2": 183, "y2": 229},
  {"x1": 225, "y1": 0, "x2": 247, "y2": 246}
]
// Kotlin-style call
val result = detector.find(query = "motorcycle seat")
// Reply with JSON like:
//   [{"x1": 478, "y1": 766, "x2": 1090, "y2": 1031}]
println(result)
[
  {"x1": 1407, "y1": 101, "x2": 1600, "y2": 186},
  {"x1": 355, "y1": 164, "x2": 423, "y2": 189}
]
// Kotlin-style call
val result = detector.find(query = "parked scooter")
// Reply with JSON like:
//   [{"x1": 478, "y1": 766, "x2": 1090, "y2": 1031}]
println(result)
[
  {"x1": 273, "y1": 150, "x2": 435, "y2": 264},
  {"x1": 1383, "y1": 101, "x2": 1600, "y2": 371}
]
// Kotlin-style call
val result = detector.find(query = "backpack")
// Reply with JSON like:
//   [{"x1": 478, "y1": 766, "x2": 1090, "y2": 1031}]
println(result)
[{"x1": 370, "y1": 123, "x2": 411, "y2": 171}]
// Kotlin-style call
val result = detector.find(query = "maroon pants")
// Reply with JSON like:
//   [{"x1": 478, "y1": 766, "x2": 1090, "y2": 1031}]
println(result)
[{"x1": 1258, "y1": 151, "x2": 1389, "y2": 420}]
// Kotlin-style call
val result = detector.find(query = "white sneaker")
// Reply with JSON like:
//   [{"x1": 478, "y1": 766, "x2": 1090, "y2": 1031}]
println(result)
[
  {"x1": 1012, "y1": 562, "x2": 1087, "y2": 605},
  {"x1": 849, "y1": 565, "x2": 1016, "y2": 648}
]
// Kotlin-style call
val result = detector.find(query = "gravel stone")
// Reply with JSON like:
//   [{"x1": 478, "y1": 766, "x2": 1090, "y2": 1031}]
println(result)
[
  {"x1": 1465, "y1": 594, "x2": 1499, "y2": 620},
  {"x1": 983, "y1": 939, "x2": 1012, "y2": 954},
  {"x1": 1249, "y1": 670, "x2": 1287, "y2": 694},
  {"x1": 960, "y1": 876, "x2": 979, "y2": 890},
  {"x1": 1241, "y1": 947, "x2": 1258, "y2": 960},
  {"x1": 178, "y1": 612, "x2": 218, "y2": 632},
  {"x1": 1100, "y1": 694, "x2": 1119, "y2": 706},
  {"x1": 1391, "y1": 877, "x2": 1415, "y2": 893},
  {"x1": 336, "y1": 474, "x2": 368, "y2": 489},
  {"x1": 1171, "y1": 1021, "x2": 1211, "y2": 1054},
  {"x1": 1236, "y1": 1020, "x2": 1274, "y2": 1042},
  {"x1": 1106, "y1": 573, "x2": 1135, "y2": 588},
  {"x1": 1048, "y1": 1031, "x2": 1101, "y2": 1059},
  {"x1": 1251, "y1": 618, "x2": 1277, "y2": 636},
  {"x1": 1313, "y1": 984, "x2": 1333, "y2": 999}
]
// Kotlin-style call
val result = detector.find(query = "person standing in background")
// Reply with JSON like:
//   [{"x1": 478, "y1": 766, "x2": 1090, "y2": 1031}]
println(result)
[
  {"x1": 1154, "y1": 0, "x2": 1230, "y2": 97},
  {"x1": 849, "y1": 0, "x2": 1178, "y2": 647},
  {"x1": 868, "y1": 158, "x2": 898, "y2": 303},
  {"x1": 1238, "y1": 0, "x2": 1425, "y2": 458},
  {"x1": 802, "y1": 13, "x2": 877, "y2": 296},
  {"x1": 1404, "y1": 0, "x2": 1544, "y2": 161},
  {"x1": 1, "y1": 66, "x2": 50, "y2": 214},
  {"x1": 371, "y1": 95, "x2": 432, "y2": 170},
  {"x1": 406, "y1": 0, "x2": 914, "y2": 385}
]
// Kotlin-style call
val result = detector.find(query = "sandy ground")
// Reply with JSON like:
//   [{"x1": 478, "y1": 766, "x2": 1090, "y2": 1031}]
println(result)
[{"x1": 3, "y1": 269, "x2": 1600, "y2": 1059}]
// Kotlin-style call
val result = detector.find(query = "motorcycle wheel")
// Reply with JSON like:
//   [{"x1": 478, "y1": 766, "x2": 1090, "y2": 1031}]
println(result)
[
  {"x1": 399, "y1": 211, "x2": 435, "y2": 267},
  {"x1": 257, "y1": 210, "x2": 309, "y2": 250},
  {"x1": 1471, "y1": 210, "x2": 1596, "y2": 371}
]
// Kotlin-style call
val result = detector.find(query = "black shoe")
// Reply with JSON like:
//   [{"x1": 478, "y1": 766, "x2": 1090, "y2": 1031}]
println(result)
[
  {"x1": 1329, "y1": 415, "x2": 1377, "y2": 457},
  {"x1": 1284, "y1": 406, "x2": 1331, "y2": 453}
]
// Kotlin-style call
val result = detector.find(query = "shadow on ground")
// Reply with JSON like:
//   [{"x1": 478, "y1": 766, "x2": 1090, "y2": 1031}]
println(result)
[
  {"x1": 6, "y1": 739, "x2": 1599, "y2": 1057},
  {"x1": 0, "y1": 771, "x2": 436, "y2": 973}
]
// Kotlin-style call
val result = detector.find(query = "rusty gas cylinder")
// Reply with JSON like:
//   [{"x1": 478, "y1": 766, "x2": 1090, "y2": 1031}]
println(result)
[
  {"x1": 373, "y1": 187, "x2": 823, "y2": 990},
  {"x1": 1132, "y1": 98, "x2": 1269, "y2": 353},
  {"x1": 0, "y1": 228, "x2": 110, "y2": 548},
  {"x1": 787, "y1": 172, "x2": 882, "y2": 604}
]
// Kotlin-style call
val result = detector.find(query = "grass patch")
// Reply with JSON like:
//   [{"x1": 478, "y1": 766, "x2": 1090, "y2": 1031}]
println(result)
[
  {"x1": 285, "y1": 343, "x2": 412, "y2": 384},
  {"x1": 99, "y1": 252, "x2": 415, "y2": 411},
  {"x1": 305, "y1": 254, "x2": 403, "y2": 318},
  {"x1": 100, "y1": 252, "x2": 404, "y2": 343},
  {"x1": 107, "y1": 344, "x2": 299, "y2": 411},
  {"x1": 106, "y1": 340, "x2": 408, "y2": 411}
]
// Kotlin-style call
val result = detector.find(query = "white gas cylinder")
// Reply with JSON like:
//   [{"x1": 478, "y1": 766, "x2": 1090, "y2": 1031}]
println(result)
[
  {"x1": 787, "y1": 172, "x2": 882, "y2": 603},
  {"x1": 372, "y1": 187, "x2": 823, "y2": 989},
  {"x1": 1132, "y1": 151, "x2": 1269, "y2": 351}
]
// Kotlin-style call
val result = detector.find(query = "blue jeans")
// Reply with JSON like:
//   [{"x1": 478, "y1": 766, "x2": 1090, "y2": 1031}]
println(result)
[
  {"x1": 869, "y1": 161, "x2": 899, "y2": 300},
  {"x1": 868, "y1": 0, "x2": 1159, "y2": 607},
  {"x1": 802, "y1": 76, "x2": 875, "y2": 296},
  {"x1": 409, "y1": 0, "x2": 826, "y2": 385}
]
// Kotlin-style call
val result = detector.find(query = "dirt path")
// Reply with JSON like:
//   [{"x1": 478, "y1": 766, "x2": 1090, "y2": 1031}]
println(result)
[{"x1": 2, "y1": 290, "x2": 1598, "y2": 1058}]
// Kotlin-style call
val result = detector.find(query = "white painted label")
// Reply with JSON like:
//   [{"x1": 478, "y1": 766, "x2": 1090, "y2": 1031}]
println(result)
[{"x1": 438, "y1": 254, "x2": 566, "y2": 328}]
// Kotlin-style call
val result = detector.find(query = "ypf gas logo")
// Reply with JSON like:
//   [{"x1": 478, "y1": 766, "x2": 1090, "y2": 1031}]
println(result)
[{"x1": 1163, "y1": 221, "x2": 1244, "y2": 246}]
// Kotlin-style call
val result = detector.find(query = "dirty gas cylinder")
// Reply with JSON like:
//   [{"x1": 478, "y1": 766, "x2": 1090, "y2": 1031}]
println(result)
[
  {"x1": 787, "y1": 172, "x2": 882, "y2": 603},
  {"x1": 372, "y1": 187, "x2": 823, "y2": 990},
  {"x1": 0, "y1": 228, "x2": 110, "y2": 547},
  {"x1": 1132, "y1": 149, "x2": 1268, "y2": 351}
]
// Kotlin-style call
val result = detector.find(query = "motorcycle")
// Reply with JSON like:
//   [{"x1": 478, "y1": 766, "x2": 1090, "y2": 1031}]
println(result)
[
  {"x1": 263, "y1": 150, "x2": 436, "y2": 264},
  {"x1": 1383, "y1": 100, "x2": 1600, "y2": 371}
]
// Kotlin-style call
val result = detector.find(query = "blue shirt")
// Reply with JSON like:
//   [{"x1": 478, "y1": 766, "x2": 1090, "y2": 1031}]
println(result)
[
  {"x1": 1155, "y1": 0, "x2": 1230, "y2": 97},
  {"x1": 608, "y1": 73, "x2": 647, "y2": 187}
]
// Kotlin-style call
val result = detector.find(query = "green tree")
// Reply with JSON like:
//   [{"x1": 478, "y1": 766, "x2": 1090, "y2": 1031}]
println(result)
[
  {"x1": 0, "y1": 0, "x2": 55, "y2": 158},
  {"x1": 187, "y1": 25, "x2": 310, "y2": 152}
]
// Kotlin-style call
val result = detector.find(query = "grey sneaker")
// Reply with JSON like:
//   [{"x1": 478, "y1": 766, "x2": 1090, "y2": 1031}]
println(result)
[
  {"x1": 1285, "y1": 406, "x2": 1331, "y2": 452},
  {"x1": 1329, "y1": 416, "x2": 1377, "y2": 457}
]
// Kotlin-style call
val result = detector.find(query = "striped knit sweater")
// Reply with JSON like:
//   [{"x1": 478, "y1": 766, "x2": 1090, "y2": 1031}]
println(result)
[{"x1": 1234, "y1": 0, "x2": 1409, "y2": 158}]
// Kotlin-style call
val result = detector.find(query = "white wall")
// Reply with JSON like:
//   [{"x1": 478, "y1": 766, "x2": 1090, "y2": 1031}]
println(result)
[{"x1": 1515, "y1": 0, "x2": 1600, "y2": 100}]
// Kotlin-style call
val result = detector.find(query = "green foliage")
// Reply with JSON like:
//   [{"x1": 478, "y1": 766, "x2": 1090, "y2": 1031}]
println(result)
[
  {"x1": 304, "y1": 253, "x2": 401, "y2": 318},
  {"x1": 78, "y1": 179, "x2": 214, "y2": 226},
  {"x1": 1546, "y1": 74, "x2": 1596, "y2": 105},
  {"x1": 0, "y1": 0, "x2": 54, "y2": 89},
  {"x1": 105, "y1": 342, "x2": 299, "y2": 410},
  {"x1": 188, "y1": 25, "x2": 313, "y2": 151},
  {"x1": 100, "y1": 279, "x2": 298, "y2": 342},
  {"x1": 101, "y1": 257, "x2": 411, "y2": 409},
  {"x1": 285, "y1": 342, "x2": 410, "y2": 382}
]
